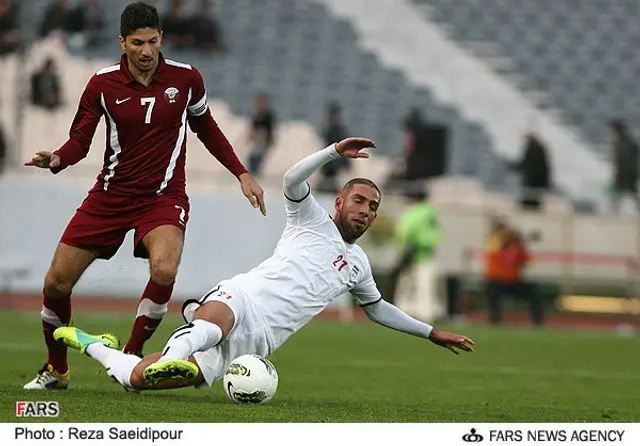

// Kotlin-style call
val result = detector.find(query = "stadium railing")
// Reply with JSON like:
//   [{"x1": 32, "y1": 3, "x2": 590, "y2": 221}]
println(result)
[{"x1": 460, "y1": 247, "x2": 640, "y2": 325}]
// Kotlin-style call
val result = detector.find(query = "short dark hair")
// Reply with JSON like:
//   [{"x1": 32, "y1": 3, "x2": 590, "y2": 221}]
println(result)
[
  {"x1": 342, "y1": 178, "x2": 381, "y2": 197},
  {"x1": 120, "y1": 1, "x2": 161, "y2": 37}
]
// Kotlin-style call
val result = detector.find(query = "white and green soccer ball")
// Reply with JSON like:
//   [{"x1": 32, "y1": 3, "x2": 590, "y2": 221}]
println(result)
[{"x1": 223, "y1": 354, "x2": 278, "y2": 405}]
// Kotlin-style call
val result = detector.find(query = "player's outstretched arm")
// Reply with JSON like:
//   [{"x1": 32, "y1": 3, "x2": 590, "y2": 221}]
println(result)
[
  {"x1": 362, "y1": 299, "x2": 475, "y2": 355},
  {"x1": 283, "y1": 137, "x2": 375, "y2": 200},
  {"x1": 187, "y1": 68, "x2": 266, "y2": 215},
  {"x1": 189, "y1": 113, "x2": 266, "y2": 215},
  {"x1": 189, "y1": 112, "x2": 266, "y2": 215}
]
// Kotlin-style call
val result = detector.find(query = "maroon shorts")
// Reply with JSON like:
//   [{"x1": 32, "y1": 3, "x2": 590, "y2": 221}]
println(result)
[{"x1": 60, "y1": 189, "x2": 190, "y2": 260}]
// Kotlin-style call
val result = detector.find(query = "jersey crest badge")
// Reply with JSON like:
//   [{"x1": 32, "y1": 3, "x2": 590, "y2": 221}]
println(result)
[
  {"x1": 164, "y1": 87, "x2": 180, "y2": 104},
  {"x1": 348, "y1": 265, "x2": 360, "y2": 286}
]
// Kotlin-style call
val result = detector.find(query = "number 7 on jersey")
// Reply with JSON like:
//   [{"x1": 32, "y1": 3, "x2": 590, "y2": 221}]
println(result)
[{"x1": 141, "y1": 97, "x2": 156, "y2": 124}]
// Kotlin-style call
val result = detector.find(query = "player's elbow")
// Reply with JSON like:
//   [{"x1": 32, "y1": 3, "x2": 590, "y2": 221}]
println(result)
[
  {"x1": 283, "y1": 159, "x2": 304, "y2": 182},
  {"x1": 363, "y1": 310, "x2": 376, "y2": 322},
  {"x1": 361, "y1": 305, "x2": 380, "y2": 321},
  {"x1": 282, "y1": 168, "x2": 295, "y2": 190}
]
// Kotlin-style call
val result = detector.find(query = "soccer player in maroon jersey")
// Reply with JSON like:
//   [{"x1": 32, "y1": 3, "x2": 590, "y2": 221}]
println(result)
[{"x1": 22, "y1": 1, "x2": 265, "y2": 390}]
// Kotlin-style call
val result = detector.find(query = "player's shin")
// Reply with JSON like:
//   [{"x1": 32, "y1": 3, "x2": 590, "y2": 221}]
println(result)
[
  {"x1": 41, "y1": 292, "x2": 71, "y2": 373},
  {"x1": 159, "y1": 320, "x2": 223, "y2": 361},
  {"x1": 123, "y1": 280, "x2": 173, "y2": 355}
]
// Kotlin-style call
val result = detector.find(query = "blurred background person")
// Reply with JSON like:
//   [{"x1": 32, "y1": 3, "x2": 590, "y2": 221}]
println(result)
[
  {"x1": 161, "y1": 0, "x2": 193, "y2": 50},
  {"x1": 39, "y1": 0, "x2": 69, "y2": 39},
  {"x1": 0, "y1": 0, "x2": 19, "y2": 56},
  {"x1": 404, "y1": 109, "x2": 448, "y2": 182},
  {"x1": 64, "y1": 0, "x2": 105, "y2": 50},
  {"x1": 389, "y1": 185, "x2": 443, "y2": 323},
  {"x1": 0, "y1": 120, "x2": 6, "y2": 175},
  {"x1": 30, "y1": 57, "x2": 62, "y2": 111},
  {"x1": 483, "y1": 217, "x2": 544, "y2": 326},
  {"x1": 385, "y1": 108, "x2": 423, "y2": 191},
  {"x1": 246, "y1": 93, "x2": 276, "y2": 177},
  {"x1": 317, "y1": 102, "x2": 351, "y2": 193},
  {"x1": 609, "y1": 119, "x2": 640, "y2": 213},
  {"x1": 189, "y1": 0, "x2": 223, "y2": 53},
  {"x1": 385, "y1": 108, "x2": 448, "y2": 192},
  {"x1": 508, "y1": 133, "x2": 551, "y2": 211}
]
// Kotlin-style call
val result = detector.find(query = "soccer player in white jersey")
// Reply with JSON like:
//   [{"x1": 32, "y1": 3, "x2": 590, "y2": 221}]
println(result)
[{"x1": 53, "y1": 137, "x2": 475, "y2": 391}]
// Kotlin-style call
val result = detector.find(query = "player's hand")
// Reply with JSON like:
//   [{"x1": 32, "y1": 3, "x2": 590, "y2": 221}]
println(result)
[
  {"x1": 335, "y1": 137, "x2": 375, "y2": 159},
  {"x1": 239, "y1": 172, "x2": 266, "y2": 216},
  {"x1": 428, "y1": 328, "x2": 475, "y2": 355},
  {"x1": 24, "y1": 151, "x2": 60, "y2": 169}
]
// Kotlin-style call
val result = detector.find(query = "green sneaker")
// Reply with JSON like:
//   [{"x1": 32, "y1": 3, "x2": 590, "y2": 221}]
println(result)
[
  {"x1": 53, "y1": 327, "x2": 120, "y2": 354},
  {"x1": 143, "y1": 359, "x2": 200, "y2": 386}
]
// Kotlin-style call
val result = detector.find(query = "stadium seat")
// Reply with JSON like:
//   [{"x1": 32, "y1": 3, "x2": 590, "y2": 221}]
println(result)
[{"x1": 413, "y1": 0, "x2": 640, "y2": 153}]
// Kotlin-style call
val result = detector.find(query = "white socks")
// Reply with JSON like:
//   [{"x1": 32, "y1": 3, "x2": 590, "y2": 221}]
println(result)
[
  {"x1": 84, "y1": 320, "x2": 223, "y2": 389},
  {"x1": 159, "y1": 320, "x2": 223, "y2": 361},
  {"x1": 86, "y1": 343, "x2": 141, "y2": 389}
]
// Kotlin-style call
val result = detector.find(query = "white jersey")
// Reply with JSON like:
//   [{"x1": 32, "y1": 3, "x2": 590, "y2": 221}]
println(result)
[{"x1": 219, "y1": 189, "x2": 381, "y2": 348}]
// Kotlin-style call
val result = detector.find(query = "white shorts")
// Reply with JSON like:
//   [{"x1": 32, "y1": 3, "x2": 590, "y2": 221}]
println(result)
[{"x1": 186, "y1": 283, "x2": 272, "y2": 388}]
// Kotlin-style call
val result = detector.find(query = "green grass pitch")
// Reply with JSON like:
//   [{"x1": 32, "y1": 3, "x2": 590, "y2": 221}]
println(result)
[{"x1": 1, "y1": 311, "x2": 638, "y2": 422}]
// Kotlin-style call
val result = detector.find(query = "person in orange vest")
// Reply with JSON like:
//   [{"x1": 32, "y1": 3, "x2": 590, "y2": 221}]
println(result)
[{"x1": 484, "y1": 219, "x2": 544, "y2": 326}]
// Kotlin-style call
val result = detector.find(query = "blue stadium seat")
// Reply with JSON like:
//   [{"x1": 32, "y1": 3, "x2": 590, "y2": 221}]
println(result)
[{"x1": 413, "y1": 0, "x2": 640, "y2": 151}]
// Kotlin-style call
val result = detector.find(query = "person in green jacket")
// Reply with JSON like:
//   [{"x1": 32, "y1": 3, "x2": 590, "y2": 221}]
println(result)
[{"x1": 390, "y1": 186, "x2": 443, "y2": 322}]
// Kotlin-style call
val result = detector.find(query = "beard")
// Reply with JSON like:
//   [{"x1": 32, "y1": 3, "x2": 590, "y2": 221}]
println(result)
[{"x1": 338, "y1": 214, "x2": 365, "y2": 242}]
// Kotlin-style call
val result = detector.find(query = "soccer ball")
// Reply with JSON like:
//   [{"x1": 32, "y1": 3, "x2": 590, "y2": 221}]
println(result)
[{"x1": 223, "y1": 354, "x2": 278, "y2": 404}]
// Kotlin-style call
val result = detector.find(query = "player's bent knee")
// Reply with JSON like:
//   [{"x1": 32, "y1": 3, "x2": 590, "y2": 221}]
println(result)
[
  {"x1": 129, "y1": 369, "x2": 146, "y2": 390},
  {"x1": 194, "y1": 301, "x2": 235, "y2": 338},
  {"x1": 130, "y1": 354, "x2": 160, "y2": 390},
  {"x1": 43, "y1": 269, "x2": 74, "y2": 298},
  {"x1": 150, "y1": 261, "x2": 178, "y2": 286}
]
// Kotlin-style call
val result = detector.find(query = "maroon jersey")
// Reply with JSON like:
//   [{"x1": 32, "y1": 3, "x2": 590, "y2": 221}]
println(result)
[{"x1": 52, "y1": 53, "x2": 247, "y2": 196}]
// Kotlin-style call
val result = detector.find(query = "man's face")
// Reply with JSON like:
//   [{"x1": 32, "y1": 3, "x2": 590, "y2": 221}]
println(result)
[
  {"x1": 334, "y1": 184, "x2": 380, "y2": 241},
  {"x1": 120, "y1": 28, "x2": 162, "y2": 73}
]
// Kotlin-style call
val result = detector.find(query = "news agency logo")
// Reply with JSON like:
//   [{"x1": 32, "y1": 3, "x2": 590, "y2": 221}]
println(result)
[
  {"x1": 16, "y1": 401, "x2": 59, "y2": 417},
  {"x1": 462, "y1": 428, "x2": 484, "y2": 443}
]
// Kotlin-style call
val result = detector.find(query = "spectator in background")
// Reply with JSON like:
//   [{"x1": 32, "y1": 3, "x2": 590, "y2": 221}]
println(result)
[
  {"x1": 401, "y1": 108, "x2": 424, "y2": 166},
  {"x1": 385, "y1": 109, "x2": 424, "y2": 191},
  {"x1": 609, "y1": 119, "x2": 640, "y2": 213},
  {"x1": 317, "y1": 103, "x2": 350, "y2": 193},
  {"x1": 31, "y1": 58, "x2": 62, "y2": 111},
  {"x1": 389, "y1": 185, "x2": 443, "y2": 323},
  {"x1": 39, "y1": 0, "x2": 69, "y2": 38},
  {"x1": 0, "y1": 121, "x2": 6, "y2": 174},
  {"x1": 508, "y1": 133, "x2": 551, "y2": 211},
  {"x1": 483, "y1": 217, "x2": 543, "y2": 326},
  {"x1": 162, "y1": 0, "x2": 193, "y2": 50},
  {"x1": 64, "y1": 0, "x2": 105, "y2": 50},
  {"x1": 385, "y1": 108, "x2": 448, "y2": 192},
  {"x1": 247, "y1": 93, "x2": 276, "y2": 177},
  {"x1": 404, "y1": 109, "x2": 448, "y2": 181},
  {"x1": 189, "y1": 0, "x2": 223, "y2": 53},
  {"x1": 0, "y1": 0, "x2": 19, "y2": 56}
]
